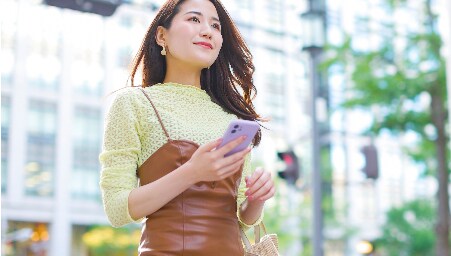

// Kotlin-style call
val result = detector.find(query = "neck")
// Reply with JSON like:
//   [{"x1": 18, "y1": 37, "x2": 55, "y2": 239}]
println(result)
[{"x1": 163, "y1": 61, "x2": 204, "y2": 88}]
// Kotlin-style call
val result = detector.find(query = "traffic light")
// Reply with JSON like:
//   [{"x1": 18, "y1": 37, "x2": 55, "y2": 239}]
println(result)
[
  {"x1": 361, "y1": 144, "x2": 379, "y2": 179},
  {"x1": 44, "y1": 0, "x2": 122, "y2": 17},
  {"x1": 277, "y1": 150, "x2": 300, "y2": 185}
]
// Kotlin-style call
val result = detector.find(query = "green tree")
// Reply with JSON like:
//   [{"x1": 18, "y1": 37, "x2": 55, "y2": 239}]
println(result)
[
  {"x1": 375, "y1": 199, "x2": 435, "y2": 256},
  {"x1": 322, "y1": 0, "x2": 449, "y2": 255}
]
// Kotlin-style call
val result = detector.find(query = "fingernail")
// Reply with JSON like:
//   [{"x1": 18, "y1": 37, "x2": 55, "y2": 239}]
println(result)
[{"x1": 241, "y1": 136, "x2": 247, "y2": 140}]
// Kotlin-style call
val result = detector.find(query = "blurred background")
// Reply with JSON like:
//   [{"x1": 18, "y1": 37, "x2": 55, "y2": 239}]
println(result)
[{"x1": 1, "y1": 0, "x2": 450, "y2": 255}]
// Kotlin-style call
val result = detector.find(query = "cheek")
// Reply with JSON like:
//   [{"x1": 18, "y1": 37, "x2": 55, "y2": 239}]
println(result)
[
  {"x1": 168, "y1": 25, "x2": 192, "y2": 44},
  {"x1": 172, "y1": 30, "x2": 189, "y2": 43},
  {"x1": 216, "y1": 38, "x2": 223, "y2": 54}
]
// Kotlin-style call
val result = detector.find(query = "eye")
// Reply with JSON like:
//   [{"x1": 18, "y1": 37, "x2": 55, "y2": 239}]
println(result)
[
  {"x1": 212, "y1": 23, "x2": 221, "y2": 31},
  {"x1": 188, "y1": 16, "x2": 200, "y2": 23}
]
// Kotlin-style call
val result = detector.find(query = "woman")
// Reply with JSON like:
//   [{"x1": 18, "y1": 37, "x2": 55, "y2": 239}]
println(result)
[{"x1": 99, "y1": 0, "x2": 275, "y2": 255}]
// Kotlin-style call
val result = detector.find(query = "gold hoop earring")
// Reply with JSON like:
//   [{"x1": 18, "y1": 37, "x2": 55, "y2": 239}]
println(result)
[{"x1": 161, "y1": 45, "x2": 166, "y2": 56}]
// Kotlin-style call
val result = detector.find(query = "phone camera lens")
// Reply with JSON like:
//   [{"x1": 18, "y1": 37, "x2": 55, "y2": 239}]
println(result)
[
  {"x1": 231, "y1": 130, "x2": 236, "y2": 133},
  {"x1": 234, "y1": 125, "x2": 239, "y2": 128}
]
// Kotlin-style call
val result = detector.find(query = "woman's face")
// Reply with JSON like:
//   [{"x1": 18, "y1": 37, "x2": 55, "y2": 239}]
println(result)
[{"x1": 161, "y1": 0, "x2": 223, "y2": 70}]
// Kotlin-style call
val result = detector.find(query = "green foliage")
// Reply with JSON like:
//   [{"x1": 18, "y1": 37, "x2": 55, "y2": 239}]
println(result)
[
  {"x1": 321, "y1": 9, "x2": 448, "y2": 166},
  {"x1": 374, "y1": 199, "x2": 436, "y2": 256},
  {"x1": 82, "y1": 225, "x2": 140, "y2": 256}
]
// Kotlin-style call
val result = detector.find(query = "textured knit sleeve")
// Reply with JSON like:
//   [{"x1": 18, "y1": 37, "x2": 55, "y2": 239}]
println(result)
[
  {"x1": 99, "y1": 90, "x2": 141, "y2": 227},
  {"x1": 236, "y1": 152, "x2": 264, "y2": 229}
]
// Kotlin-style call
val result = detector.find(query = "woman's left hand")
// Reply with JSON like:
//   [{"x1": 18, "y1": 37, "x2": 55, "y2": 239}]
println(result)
[{"x1": 245, "y1": 167, "x2": 276, "y2": 203}]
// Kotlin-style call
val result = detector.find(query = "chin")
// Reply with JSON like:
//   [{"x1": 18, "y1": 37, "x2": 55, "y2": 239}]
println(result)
[
  {"x1": 193, "y1": 55, "x2": 217, "y2": 68},
  {"x1": 177, "y1": 54, "x2": 216, "y2": 70},
  {"x1": 194, "y1": 60, "x2": 215, "y2": 70}
]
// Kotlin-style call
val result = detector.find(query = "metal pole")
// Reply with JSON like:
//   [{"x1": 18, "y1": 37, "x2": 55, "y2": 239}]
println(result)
[
  {"x1": 303, "y1": 0, "x2": 326, "y2": 254},
  {"x1": 310, "y1": 49, "x2": 324, "y2": 256},
  {"x1": 446, "y1": 0, "x2": 451, "y2": 144}
]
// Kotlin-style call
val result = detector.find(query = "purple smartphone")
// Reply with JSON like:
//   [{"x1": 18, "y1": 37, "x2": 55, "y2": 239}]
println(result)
[{"x1": 218, "y1": 120, "x2": 260, "y2": 157}]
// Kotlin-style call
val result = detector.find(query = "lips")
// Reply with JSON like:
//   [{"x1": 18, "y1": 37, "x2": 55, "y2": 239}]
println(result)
[{"x1": 194, "y1": 42, "x2": 213, "y2": 49}]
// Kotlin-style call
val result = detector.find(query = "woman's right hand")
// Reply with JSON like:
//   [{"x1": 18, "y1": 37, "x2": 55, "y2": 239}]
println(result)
[{"x1": 186, "y1": 137, "x2": 251, "y2": 183}]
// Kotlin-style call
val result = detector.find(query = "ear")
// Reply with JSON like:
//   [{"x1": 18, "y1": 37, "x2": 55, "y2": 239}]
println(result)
[{"x1": 155, "y1": 26, "x2": 167, "y2": 47}]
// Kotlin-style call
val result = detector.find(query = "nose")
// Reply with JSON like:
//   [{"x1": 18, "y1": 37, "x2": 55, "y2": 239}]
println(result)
[{"x1": 200, "y1": 22, "x2": 212, "y2": 39}]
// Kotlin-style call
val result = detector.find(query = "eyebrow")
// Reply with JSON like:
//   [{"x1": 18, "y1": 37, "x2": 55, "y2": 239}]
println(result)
[{"x1": 184, "y1": 11, "x2": 220, "y2": 23}]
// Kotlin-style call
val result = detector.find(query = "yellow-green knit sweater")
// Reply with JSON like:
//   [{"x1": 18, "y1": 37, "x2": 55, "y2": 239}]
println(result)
[{"x1": 99, "y1": 82, "x2": 262, "y2": 228}]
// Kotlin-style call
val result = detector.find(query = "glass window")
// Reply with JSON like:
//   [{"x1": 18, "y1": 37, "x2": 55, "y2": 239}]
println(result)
[
  {"x1": 26, "y1": 52, "x2": 61, "y2": 91},
  {"x1": 70, "y1": 53, "x2": 104, "y2": 97},
  {"x1": 25, "y1": 100, "x2": 57, "y2": 197},
  {"x1": 24, "y1": 5, "x2": 62, "y2": 92},
  {"x1": 120, "y1": 15, "x2": 133, "y2": 28},
  {"x1": 265, "y1": 73, "x2": 286, "y2": 123},
  {"x1": 72, "y1": 107, "x2": 102, "y2": 201},
  {"x1": 117, "y1": 46, "x2": 133, "y2": 69},
  {"x1": 261, "y1": 49, "x2": 286, "y2": 124},
  {"x1": 1, "y1": 49, "x2": 15, "y2": 87},
  {"x1": 254, "y1": 0, "x2": 283, "y2": 32},
  {"x1": 1, "y1": 0, "x2": 18, "y2": 88},
  {"x1": 110, "y1": 12, "x2": 153, "y2": 89},
  {"x1": 265, "y1": 0, "x2": 283, "y2": 31},
  {"x1": 237, "y1": 0, "x2": 252, "y2": 13},
  {"x1": 68, "y1": 15, "x2": 104, "y2": 97},
  {"x1": 2, "y1": 96, "x2": 11, "y2": 193}
]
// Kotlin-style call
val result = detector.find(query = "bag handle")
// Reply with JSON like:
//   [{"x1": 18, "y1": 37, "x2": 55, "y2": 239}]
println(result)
[
  {"x1": 254, "y1": 222, "x2": 268, "y2": 243},
  {"x1": 240, "y1": 226, "x2": 252, "y2": 250},
  {"x1": 240, "y1": 222, "x2": 268, "y2": 248}
]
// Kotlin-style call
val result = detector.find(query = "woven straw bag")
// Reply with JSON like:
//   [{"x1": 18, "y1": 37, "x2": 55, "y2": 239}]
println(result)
[{"x1": 240, "y1": 223, "x2": 280, "y2": 256}]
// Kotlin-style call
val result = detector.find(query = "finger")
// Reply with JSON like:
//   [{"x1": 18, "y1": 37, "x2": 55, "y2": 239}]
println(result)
[
  {"x1": 255, "y1": 187, "x2": 276, "y2": 202},
  {"x1": 218, "y1": 159, "x2": 245, "y2": 179},
  {"x1": 214, "y1": 136, "x2": 247, "y2": 156},
  {"x1": 245, "y1": 167, "x2": 265, "y2": 188},
  {"x1": 198, "y1": 138, "x2": 223, "y2": 153},
  {"x1": 220, "y1": 158, "x2": 244, "y2": 176},
  {"x1": 248, "y1": 179, "x2": 273, "y2": 200},
  {"x1": 220, "y1": 147, "x2": 251, "y2": 166},
  {"x1": 246, "y1": 171, "x2": 271, "y2": 195}
]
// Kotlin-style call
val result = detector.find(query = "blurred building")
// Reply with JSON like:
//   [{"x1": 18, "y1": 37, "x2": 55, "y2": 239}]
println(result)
[{"x1": 1, "y1": 0, "x2": 308, "y2": 255}]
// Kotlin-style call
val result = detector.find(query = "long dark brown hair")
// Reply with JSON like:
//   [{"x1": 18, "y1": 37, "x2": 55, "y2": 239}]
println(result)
[{"x1": 129, "y1": 0, "x2": 265, "y2": 146}]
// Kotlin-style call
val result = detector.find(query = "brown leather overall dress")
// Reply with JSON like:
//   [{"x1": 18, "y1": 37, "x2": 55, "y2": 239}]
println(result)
[{"x1": 137, "y1": 88, "x2": 245, "y2": 256}]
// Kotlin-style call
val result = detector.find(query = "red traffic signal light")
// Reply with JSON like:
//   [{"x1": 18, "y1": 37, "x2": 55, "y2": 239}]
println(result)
[{"x1": 277, "y1": 150, "x2": 300, "y2": 185}]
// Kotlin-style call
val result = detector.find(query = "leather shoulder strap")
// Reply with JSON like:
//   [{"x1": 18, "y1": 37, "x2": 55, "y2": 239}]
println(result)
[{"x1": 138, "y1": 87, "x2": 171, "y2": 141}]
